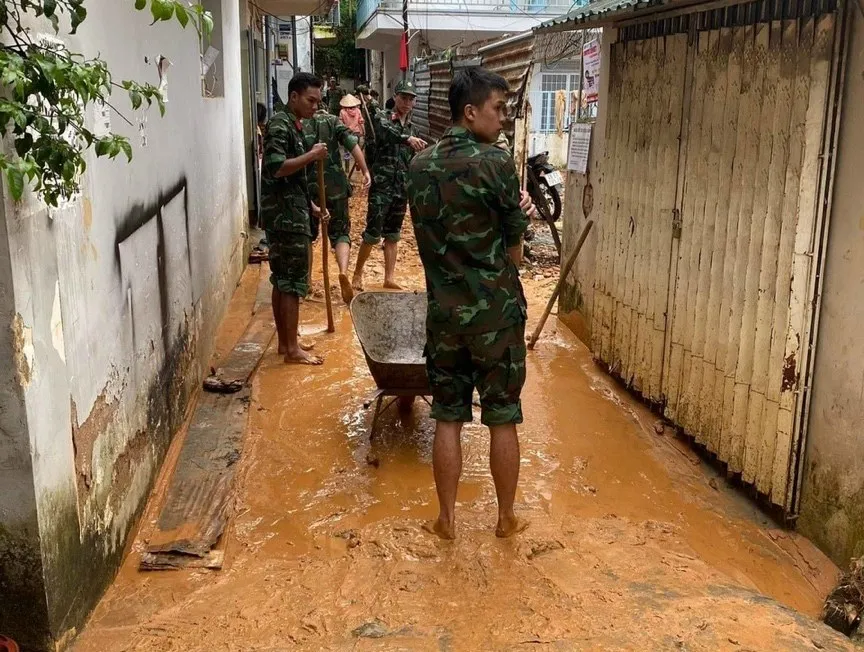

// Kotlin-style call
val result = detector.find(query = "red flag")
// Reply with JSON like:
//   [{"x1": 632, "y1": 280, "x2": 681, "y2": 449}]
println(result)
[{"x1": 399, "y1": 32, "x2": 409, "y2": 71}]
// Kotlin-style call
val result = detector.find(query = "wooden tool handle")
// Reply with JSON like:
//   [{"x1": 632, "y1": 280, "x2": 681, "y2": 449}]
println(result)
[
  {"x1": 317, "y1": 159, "x2": 335, "y2": 333},
  {"x1": 527, "y1": 219, "x2": 594, "y2": 350}
]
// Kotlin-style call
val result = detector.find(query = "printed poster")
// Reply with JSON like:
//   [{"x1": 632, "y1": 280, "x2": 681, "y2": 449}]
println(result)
[
  {"x1": 567, "y1": 123, "x2": 592, "y2": 174},
  {"x1": 582, "y1": 39, "x2": 601, "y2": 104}
]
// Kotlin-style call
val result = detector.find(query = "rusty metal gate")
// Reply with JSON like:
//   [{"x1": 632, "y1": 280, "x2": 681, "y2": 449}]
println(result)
[
  {"x1": 591, "y1": 0, "x2": 844, "y2": 512},
  {"x1": 413, "y1": 60, "x2": 431, "y2": 142}
]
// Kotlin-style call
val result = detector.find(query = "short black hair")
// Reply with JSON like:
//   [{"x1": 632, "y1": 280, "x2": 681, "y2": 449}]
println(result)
[
  {"x1": 385, "y1": 97, "x2": 395, "y2": 110},
  {"x1": 370, "y1": 89, "x2": 379, "y2": 98},
  {"x1": 256, "y1": 102, "x2": 266, "y2": 124},
  {"x1": 288, "y1": 72, "x2": 323, "y2": 97},
  {"x1": 449, "y1": 67, "x2": 509, "y2": 122}
]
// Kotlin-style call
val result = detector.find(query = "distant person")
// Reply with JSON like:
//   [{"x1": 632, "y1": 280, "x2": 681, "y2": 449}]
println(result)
[
  {"x1": 339, "y1": 93, "x2": 365, "y2": 148},
  {"x1": 385, "y1": 96, "x2": 395, "y2": 111},
  {"x1": 260, "y1": 73, "x2": 329, "y2": 366},
  {"x1": 256, "y1": 102, "x2": 267, "y2": 160},
  {"x1": 369, "y1": 89, "x2": 381, "y2": 114},
  {"x1": 326, "y1": 76, "x2": 345, "y2": 115},
  {"x1": 304, "y1": 105, "x2": 371, "y2": 305},
  {"x1": 351, "y1": 80, "x2": 427, "y2": 292},
  {"x1": 407, "y1": 67, "x2": 536, "y2": 540}
]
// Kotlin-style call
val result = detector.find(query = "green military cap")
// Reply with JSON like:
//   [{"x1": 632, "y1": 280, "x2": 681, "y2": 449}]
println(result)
[
  {"x1": 356, "y1": 84, "x2": 369, "y2": 94},
  {"x1": 394, "y1": 80, "x2": 417, "y2": 96}
]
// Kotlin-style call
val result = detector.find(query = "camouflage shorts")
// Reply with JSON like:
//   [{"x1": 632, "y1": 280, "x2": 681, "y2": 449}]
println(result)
[
  {"x1": 310, "y1": 197, "x2": 350, "y2": 247},
  {"x1": 424, "y1": 322, "x2": 527, "y2": 426},
  {"x1": 363, "y1": 186, "x2": 407, "y2": 245},
  {"x1": 266, "y1": 231, "x2": 310, "y2": 298}
]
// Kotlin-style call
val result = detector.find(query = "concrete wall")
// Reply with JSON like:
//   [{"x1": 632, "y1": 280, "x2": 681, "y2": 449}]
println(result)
[
  {"x1": 797, "y1": 6, "x2": 864, "y2": 567},
  {"x1": 558, "y1": 30, "x2": 612, "y2": 345},
  {"x1": 0, "y1": 0, "x2": 247, "y2": 648}
]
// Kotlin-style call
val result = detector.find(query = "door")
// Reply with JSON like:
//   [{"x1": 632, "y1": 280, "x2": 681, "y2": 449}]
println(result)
[{"x1": 591, "y1": 1, "x2": 841, "y2": 512}]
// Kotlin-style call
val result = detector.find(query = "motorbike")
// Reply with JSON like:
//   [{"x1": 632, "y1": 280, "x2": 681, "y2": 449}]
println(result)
[{"x1": 526, "y1": 151, "x2": 563, "y2": 223}]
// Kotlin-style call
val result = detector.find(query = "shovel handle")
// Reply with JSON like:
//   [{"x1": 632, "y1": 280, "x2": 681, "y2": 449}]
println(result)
[
  {"x1": 527, "y1": 219, "x2": 594, "y2": 350},
  {"x1": 317, "y1": 159, "x2": 335, "y2": 333}
]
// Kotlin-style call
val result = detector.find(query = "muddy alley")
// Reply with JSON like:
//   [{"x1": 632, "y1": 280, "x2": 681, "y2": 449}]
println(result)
[{"x1": 73, "y1": 194, "x2": 851, "y2": 651}]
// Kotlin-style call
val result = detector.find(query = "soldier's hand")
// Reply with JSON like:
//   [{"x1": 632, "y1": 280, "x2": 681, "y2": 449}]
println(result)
[
  {"x1": 310, "y1": 143, "x2": 329, "y2": 161},
  {"x1": 362, "y1": 169, "x2": 372, "y2": 189},
  {"x1": 520, "y1": 190, "x2": 537, "y2": 219},
  {"x1": 407, "y1": 137, "x2": 427, "y2": 152},
  {"x1": 320, "y1": 209, "x2": 331, "y2": 224}
]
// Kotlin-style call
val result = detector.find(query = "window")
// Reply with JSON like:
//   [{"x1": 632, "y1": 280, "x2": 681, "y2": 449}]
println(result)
[
  {"x1": 538, "y1": 72, "x2": 580, "y2": 133},
  {"x1": 200, "y1": 0, "x2": 224, "y2": 98}
]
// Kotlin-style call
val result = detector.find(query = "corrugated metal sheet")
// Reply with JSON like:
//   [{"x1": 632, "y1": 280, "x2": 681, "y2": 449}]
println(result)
[
  {"x1": 538, "y1": 0, "x2": 650, "y2": 31},
  {"x1": 590, "y1": 3, "x2": 839, "y2": 512},
  {"x1": 428, "y1": 59, "x2": 452, "y2": 141},
  {"x1": 413, "y1": 60, "x2": 431, "y2": 141},
  {"x1": 479, "y1": 32, "x2": 535, "y2": 141}
]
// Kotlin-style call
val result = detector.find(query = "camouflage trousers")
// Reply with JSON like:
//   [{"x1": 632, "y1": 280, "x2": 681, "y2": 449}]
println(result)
[
  {"x1": 310, "y1": 197, "x2": 350, "y2": 247},
  {"x1": 362, "y1": 184, "x2": 407, "y2": 245},
  {"x1": 266, "y1": 231, "x2": 310, "y2": 298},
  {"x1": 424, "y1": 321, "x2": 527, "y2": 426}
]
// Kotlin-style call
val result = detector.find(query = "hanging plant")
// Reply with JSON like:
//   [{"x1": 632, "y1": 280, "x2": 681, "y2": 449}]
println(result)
[{"x1": 0, "y1": 0, "x2": 213, "y2": 207}]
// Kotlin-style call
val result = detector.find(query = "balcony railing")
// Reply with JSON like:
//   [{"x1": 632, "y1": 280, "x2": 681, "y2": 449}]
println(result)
[{"x1": 358, "y1": 0, "x2": 575, "y2": 30}]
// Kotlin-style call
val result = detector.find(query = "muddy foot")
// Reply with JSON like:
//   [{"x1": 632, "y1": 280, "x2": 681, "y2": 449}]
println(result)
[
  {"x1": 283, "y1": 350, "x2": 324, "y2": 365},
  {"x1": 423, "y1": 519, "x2": 455, "y2": 541},
  {"x1": 351, "y1": 275, "x2": 364, "y2": 292},
  {"x1": 279, "y1": 340, "x2": 314, "y2": 354},
  {"x1": 383, "y1": 280, "x2": 403, "y2": 290},
  {"x1": 495, "y1": 517, "x2": 529, "y2": 539},
  {"x1": 339, "y1": 274, "x2": 354, "y2": 304}
]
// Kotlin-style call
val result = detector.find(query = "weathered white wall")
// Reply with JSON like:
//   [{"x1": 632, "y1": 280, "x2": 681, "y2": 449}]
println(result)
[
  {"x1": 0, "y1": 0, "x2": 246, "y2": 648},
  {"x1": 797, "y1": 6, "x2": 864, "y2": 567},
  {"x1": 558, "y1": 29, "x2": 612, "y2": 343}
]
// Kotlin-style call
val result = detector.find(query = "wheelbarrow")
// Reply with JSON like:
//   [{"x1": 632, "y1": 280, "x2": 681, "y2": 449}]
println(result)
[{"x1": 349, "y1": 291, "x2": 431, "y2": 441}]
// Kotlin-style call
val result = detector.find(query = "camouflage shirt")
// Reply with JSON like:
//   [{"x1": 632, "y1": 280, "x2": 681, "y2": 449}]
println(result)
[
  {"x1": 327, "y1": 87, "x2": 346, "y2": 115},
  {"x1": 261, "y1": 110, "x2": 313, "y2": 236},
  {"x1": 371, "y1": 109, "x2": 418, "y2": 187},
  {"x1": 302, "y1": 111, "x2": 359, "y2": 201},
  {"x1": 407, "y1": 126, "x2": 529, "y2": 335}
]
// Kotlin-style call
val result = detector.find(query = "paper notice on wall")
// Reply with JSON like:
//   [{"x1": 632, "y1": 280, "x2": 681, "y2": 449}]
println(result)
[
  {"x1": 201, "y1": 47, "x2": 220, "y2": 76},
  {"x1": 93, "y1": 102, "x2": 111, "y2": 137},
  {"x1": 567, "y1": 123, "x2": 592, "y2": 174},
  {"x1": 582, "y1": 40, "x2": 601, "y2": 104}
]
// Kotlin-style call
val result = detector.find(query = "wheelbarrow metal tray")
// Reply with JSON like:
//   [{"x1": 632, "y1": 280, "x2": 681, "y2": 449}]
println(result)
[{"x1": 350, "y1": 291, "x2": 430, "y2": 393}]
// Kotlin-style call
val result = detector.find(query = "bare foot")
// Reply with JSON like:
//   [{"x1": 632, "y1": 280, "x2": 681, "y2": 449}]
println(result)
[
  {"x1": 495, "y1": 516, "x2": 529, "y2": 539},
  {"x1": 423, "y1": 519, "x2": 455, "y2": 541},
  {"x1": 383, "y1": 280, "x2": 403, "y2": 290},
  {"x1": 351, "y1": 274, "x2": 364, "y2": 292},
  {"x1": 283, "y1": 349, "x2": 324, "y2": 365},
  {"x1": 279, "y1": 340, "x2": 314, "y2": 354},
  {"x1": 339, "y1": 274, "x2": 354, "y2": 304}
]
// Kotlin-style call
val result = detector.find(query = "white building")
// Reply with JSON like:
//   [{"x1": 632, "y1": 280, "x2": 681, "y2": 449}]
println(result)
[{"x1": 357, "y1": 0, "x2": 575, "y2": 99}]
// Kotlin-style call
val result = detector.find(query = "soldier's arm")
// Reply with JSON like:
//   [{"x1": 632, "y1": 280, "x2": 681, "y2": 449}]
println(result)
[
  {"x1": 489, "y1": 156, "x2": 529, "y2": 265},
  {"x1": 374, "y1": 112, "x2": 411, "y2": 146},
  {"x1": 265, "y1": 117, "x2": 325, "y2": 179}
]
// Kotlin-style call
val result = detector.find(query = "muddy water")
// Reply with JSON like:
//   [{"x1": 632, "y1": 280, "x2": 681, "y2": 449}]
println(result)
[{"x1": 73, "y1": 210, "x2": 850, "y2": 651}]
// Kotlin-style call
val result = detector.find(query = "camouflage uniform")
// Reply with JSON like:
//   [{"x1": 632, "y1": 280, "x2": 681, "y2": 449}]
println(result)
[
  {"x1": 407, "y1": 126, "x2": 529, "y2": 426},
  {"x1": 261, "y1": 110, "x2": 315, "y2": 297},
  {"x1": 363, "y1": 105, "x2": 418, "y2": 245},
  {"x1": 303, "y1": 110, "x2": 359, "y2": 247},
  {"x1": 327, "y1": 86, "x2": 346, "y2": 116}
]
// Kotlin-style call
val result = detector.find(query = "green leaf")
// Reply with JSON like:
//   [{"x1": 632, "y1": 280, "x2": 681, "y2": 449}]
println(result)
[
  {"x1": 119, "y1": 140, "x2": 133, "y2": 162},
  {"x1": 49, "y1": 13, "x2": 60, "y2": 33},
  {"x1": 43, "y1": 0, "x2": 57, "y2": 17},
  {"x1": 7, "y1": 167, "x2": 25, "y2": 201},
  {"x1": 70, "y1": 5, "x2": 87, "y2": 33},
  {"x1": 95, "y1": 139, "x2": 110, "y2": 157},
  {"x1": 174, "y1": 3, "x2": 189, "y2": 28},
  {"x1": 201, "y1": 12, "x2": 213, "y2": 37},
  {"x1": 129, "y1": 89, "x2": 142, "y2": 110},
  {"x1": 135, "y1": 0, "x2": 146, "y2": 9}
]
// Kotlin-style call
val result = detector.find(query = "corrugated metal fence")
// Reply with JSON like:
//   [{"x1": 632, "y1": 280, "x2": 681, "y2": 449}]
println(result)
[
  {"x1": 591, "y1": 0, "x2": 842, "y2": 513},
  {"x1": 413, "y1": 60, "x2": 431, "y2": 141}
]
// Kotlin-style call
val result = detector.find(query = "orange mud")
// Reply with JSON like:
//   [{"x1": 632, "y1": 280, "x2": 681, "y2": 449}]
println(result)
[{"x1": 73, "y1": 190, "x2": 850, "y2": 651}]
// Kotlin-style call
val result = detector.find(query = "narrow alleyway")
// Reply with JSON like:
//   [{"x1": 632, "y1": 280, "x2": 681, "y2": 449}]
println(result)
[{"x1": 73, "y1": 193, "x2": 851, "y2": 651}]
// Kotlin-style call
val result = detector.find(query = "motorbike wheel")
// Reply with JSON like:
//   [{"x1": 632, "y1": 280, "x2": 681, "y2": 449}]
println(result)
[
  {"x1": 542, "y1": 183, "x2": 562, "y2": 222},
  {"x1": 529, "y1": 182, "x2": 553, "y2": 223}
]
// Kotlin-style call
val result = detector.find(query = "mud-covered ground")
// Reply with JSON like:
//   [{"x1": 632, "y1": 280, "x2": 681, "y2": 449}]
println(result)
[{"x1": 74, "y1": 189, "x2": 851, "y2": 651}]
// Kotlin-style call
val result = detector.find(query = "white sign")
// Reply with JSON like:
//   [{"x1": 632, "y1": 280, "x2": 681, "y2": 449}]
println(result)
[
  {"x1": 582, "y1": 39, "x2": 601, "y2": 104},
  {"x1": 567, "y1": 123, "x2": 592, "y2": 174}
]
